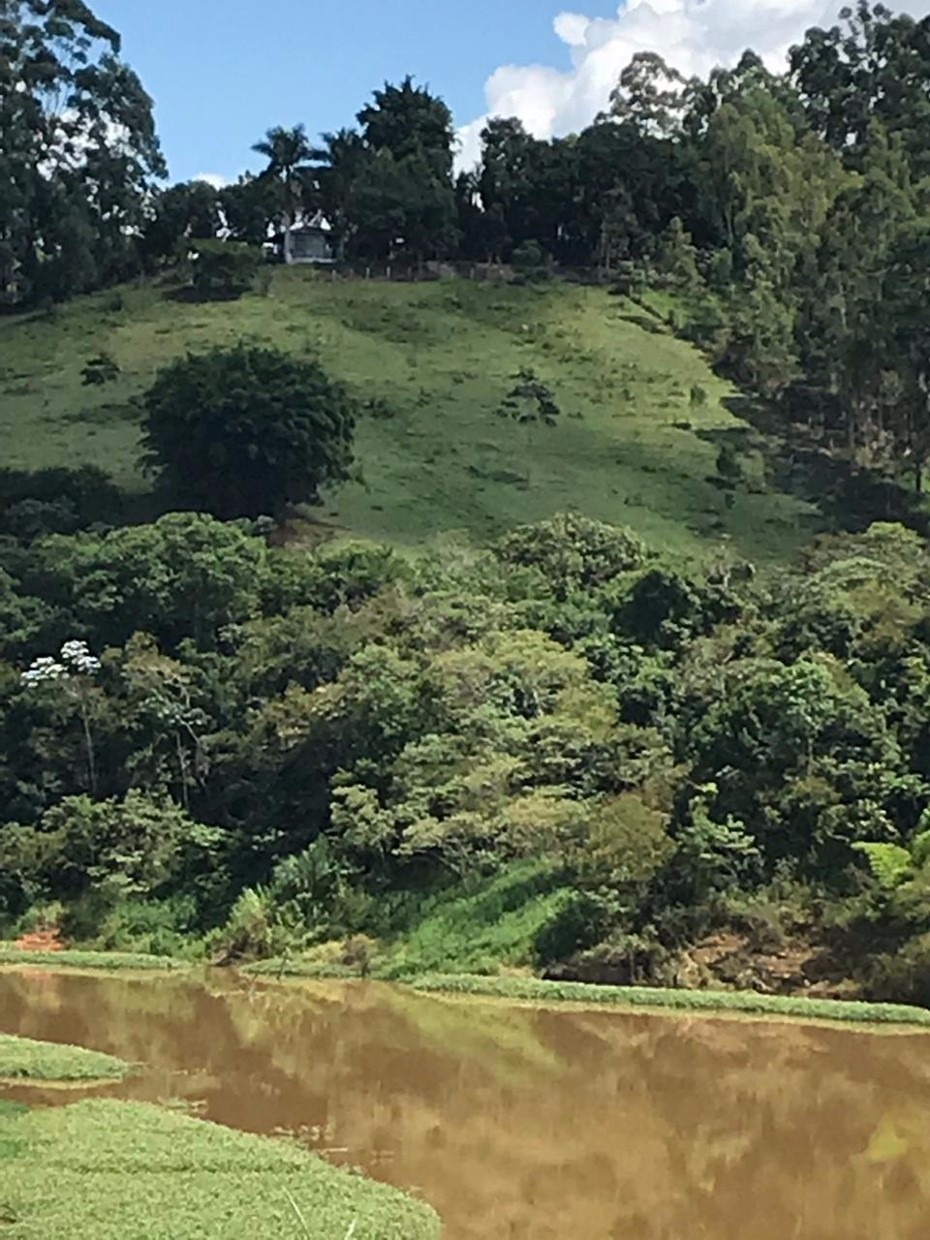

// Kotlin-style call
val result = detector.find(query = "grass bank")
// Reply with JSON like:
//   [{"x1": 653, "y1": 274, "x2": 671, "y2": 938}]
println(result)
[
  {"x1": 409, "y1": 974, "x2": 930, "y2": 1028},
  {"x1": 243, "y1": 958, "x2": 358, "y2": 980},
  {"x1": 0, "y1": 1099, "x2": 440, "y2": 1239},
  {"x1": 0, "y1": 947, "x2": 191, "y2": 973},
  {"x1": 0, "y1": 1034, "x2": 129, "y2": 1083}
]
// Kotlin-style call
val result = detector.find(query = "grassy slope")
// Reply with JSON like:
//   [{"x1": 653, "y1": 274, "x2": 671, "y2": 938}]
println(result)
[
  {"x1": 0, "y1": 1099, "x2": 440, "y2": 1239},
  {"x1": 0, "y1": 1033, "x2": 129, "y2": 1082},
  {"x1": 0, "y1": 271, "x2": 815, "y2": 564}
]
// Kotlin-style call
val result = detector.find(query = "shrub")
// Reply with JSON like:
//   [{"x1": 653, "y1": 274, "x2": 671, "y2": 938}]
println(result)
[
  {"x1": 189, "y1": 239, "x2": 262, "y2": 299},
  {"x1": 497, "y1": 512, "x2": 648, "y2": 598},
  {"x1": 866, "y1": 933, "x2": 930, "y2": 1007},
  {"x1": 80, "y1": 352, "x2": 121, "y2": 386}
]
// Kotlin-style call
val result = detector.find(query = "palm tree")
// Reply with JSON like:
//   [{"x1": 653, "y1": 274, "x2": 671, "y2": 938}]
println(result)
[
  {"x1": 312, "y1": 128, "x2": 370, "y2": 260},
  {"x1": 252, "y1": 125, "x2": 314, "y2": 263}
]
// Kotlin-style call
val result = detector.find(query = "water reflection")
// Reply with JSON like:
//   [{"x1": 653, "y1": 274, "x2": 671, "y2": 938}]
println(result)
[{"x1": 1, "y1": 968, "x2": 929, "y2": 1239}]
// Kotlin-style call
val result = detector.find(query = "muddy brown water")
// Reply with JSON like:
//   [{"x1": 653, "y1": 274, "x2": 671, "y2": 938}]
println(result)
[{"x1": 2, "y1": 970, "x2": 930, "y2": 1239}]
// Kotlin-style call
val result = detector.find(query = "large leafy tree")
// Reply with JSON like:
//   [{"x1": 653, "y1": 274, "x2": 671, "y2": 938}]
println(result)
[
  {"x1": 357, "y1": 75, "x2": 455, "y2": 175},
  {"x1": 881, "y1": 219, "x2": 930, "y2": 492},
  {"x1": 220, "y1": 173, "x2": 280, "y2": 247},
  {"x1": 800, "y1": 122, "x2": 917, "y2": 462},
  {"x1": 141, "y1": 345, "x2": 356, "y2": 520},
  {"x1": 349, "y1": 76, "x2": 458, "y2": 262},
  {"x1": 477, "y1": 118, "x2": 538, "y2": 261},
  {"x1": 0, "y1": 0, "x2": 164, "y2": 304},
  {"x1": 141, "y1": 179, "x2": 221, "y2": 267}
]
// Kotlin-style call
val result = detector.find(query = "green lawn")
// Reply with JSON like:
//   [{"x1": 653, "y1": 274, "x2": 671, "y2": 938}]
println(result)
[
  {"x1": 0, "y1": 1033, "x2": 129, "y2": 1082},
  {"x1": 0, "y1": 271, "x2": 816, "y2": 564},
  {"x1": 0, "y1": 1099, "x2": 440, "y2": 1239}
]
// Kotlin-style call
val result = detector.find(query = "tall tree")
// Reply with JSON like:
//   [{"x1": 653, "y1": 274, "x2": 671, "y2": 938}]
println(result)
[
  {"x1": 605, "y1": 52, "x2": 688, "y2": 136},
  {"x1": 252, "y1": 124, "x2": 314, "y2": 262},
  {"x1": 0, "y1": 0, "x2": 164, "y2": 304},
  {"x1": 801, "y1": 122, "x2": 916, "y2": 460},
  {"x1": 220, "y1": 174, "x2": 280, "y2": 247},
  {"x1": 352, "y1": 77, "x2": 458, "y2": 262},
  {"x1": 881, "y1": 220, "x2": 930, "y2": 491},
  {"x1": 142, "y1": 180, "x2": 221, "y2": 268},
  {"x1": 790, "y1": 3, "x2": 930, "y2": 175},
  {"x1": 357, "y1": 75, "x2": 455, "y2": 175}
]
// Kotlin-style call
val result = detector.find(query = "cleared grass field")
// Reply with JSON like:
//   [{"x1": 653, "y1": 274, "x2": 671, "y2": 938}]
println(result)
[
  {"x1": 0, "y1": 1099, "x2": 440, "y2": 1239},
  {"x1": 0, "y1": 271, "x2": 816, "y2": 563}
]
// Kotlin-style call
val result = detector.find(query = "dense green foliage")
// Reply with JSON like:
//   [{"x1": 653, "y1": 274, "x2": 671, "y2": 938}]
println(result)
[
  {"x1": 3, "y1": 508, "x2": 930, "y2": 1004},
  {"x1": 0, "y1": 1099, "x2": 440, "y2": 1238},
  {"x1": 188, "y1": 240, "x2": 263, "y2": 300},
  {"x1": 141, "y1": 345, "x2": 356, "y2": 518},
  {"x1": 0, "y1": 1033, "x2": 129, "y2": 1080}
]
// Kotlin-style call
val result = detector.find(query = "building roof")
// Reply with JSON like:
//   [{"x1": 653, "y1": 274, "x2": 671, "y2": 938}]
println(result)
[{"x1": 292, "y1": 211, "x2": 332, "y2": 234}]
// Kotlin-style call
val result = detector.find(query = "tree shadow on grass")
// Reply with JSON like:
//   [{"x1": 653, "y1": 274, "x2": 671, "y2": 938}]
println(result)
[
  {"x1": 711, "y1": 396, "x2": 930, "y2": 540},
  {"x1": 0, "y1": 466, "x2": 164, "y2": 543},
  {"x1": 162, "y1": 285, "x2": 251, "y2": 305}
]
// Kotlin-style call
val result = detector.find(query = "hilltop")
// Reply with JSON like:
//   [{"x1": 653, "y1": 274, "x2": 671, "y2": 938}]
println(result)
[{"x1": 0, "y1": 270, "x2": 816, "y2": 564}]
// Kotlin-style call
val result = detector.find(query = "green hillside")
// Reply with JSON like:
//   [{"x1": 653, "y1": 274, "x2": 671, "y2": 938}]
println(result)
[{"x1": 0, "y1": 270, "x2": 815, "y2": 562}]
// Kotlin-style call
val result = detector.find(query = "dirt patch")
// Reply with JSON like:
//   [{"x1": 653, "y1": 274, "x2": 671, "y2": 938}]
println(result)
[
  {"x1": 680, "y1": 932, "x2": 860, "y2": 1000},
  {"x1": 13, "y1": 930, "x2": 64, "y2": 954}
]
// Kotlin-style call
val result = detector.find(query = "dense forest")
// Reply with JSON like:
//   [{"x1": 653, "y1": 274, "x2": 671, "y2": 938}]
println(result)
[{"x1": 5, "y1": 0, "x2": 930, "y2": 1003}]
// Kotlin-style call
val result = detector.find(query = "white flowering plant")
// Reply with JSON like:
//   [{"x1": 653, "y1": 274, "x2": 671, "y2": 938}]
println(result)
[
  {"x1": 21, "y1": 640, "x2": 102, "y2": 686},
  {"x1": 21, "y1": 640, "x2": 102, "y2": 794}
]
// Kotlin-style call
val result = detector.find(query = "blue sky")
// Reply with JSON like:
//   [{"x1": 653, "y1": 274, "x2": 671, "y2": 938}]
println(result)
[
  {"x1": 93, "y1": 1, "x2": 930, "y2": 183},
  {"x1": 93, "y1": 0, "x2": 618, "y2": 183}
]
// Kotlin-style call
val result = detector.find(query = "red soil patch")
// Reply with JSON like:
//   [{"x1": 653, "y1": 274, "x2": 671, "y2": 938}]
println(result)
[{"x1": 13, "y1": 928, "x2": 65, "y2": 953}]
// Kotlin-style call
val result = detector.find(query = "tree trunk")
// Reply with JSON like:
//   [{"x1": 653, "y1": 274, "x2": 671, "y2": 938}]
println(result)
[{"x1": 80, "y1": 699, "x2": 97, "y2": 796}]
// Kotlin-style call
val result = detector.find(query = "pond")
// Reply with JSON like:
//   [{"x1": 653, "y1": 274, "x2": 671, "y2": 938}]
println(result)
[{"x1": 2, "y1": 968, "x2": 930, "y2": 1239}]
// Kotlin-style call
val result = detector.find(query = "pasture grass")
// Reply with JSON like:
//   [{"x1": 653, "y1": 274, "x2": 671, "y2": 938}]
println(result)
[
  {"x1": 0, "y1": 1034, "x2": 129, "y2": 1083},
  {"x1": 0, "y1": 947, "x2": 191, "y2": 972},
  {"x1": 409, "y1": 974, "x2": 930, "y2": 1028},
  {"x1": 0, "y1": 1099, "x2": 440, "y2": 1239},
  {"x1": 0, "y1": 270, "x2": 816, "y2": 564}
]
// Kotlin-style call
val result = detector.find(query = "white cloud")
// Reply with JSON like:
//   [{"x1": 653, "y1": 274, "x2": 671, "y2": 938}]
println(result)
[
  {"x1": 457, "y1": 0, "x2": 930, "y2": 169},
  {"x1": 193, "y1": 172, "x2": 229, "y2": 190}
]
